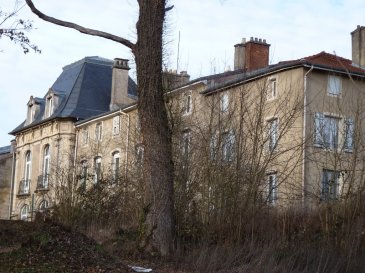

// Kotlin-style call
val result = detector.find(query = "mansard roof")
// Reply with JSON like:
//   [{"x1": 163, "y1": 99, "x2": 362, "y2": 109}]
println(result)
[{"x1": 10, "y1": 56, "x2": 137, "y2": 135}]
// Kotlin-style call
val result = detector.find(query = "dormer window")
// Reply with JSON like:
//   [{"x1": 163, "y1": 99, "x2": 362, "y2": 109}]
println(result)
[
  {"x1": 46, "y1": 95, "x2": 54, "y2": 118},
  {"x1": 26, "y1": 96, "x2": 40, "y2": 125}
]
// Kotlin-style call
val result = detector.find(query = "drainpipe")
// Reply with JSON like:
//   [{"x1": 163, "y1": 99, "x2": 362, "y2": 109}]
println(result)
[
  {"x1": 302, "y1": 65, "x2": 314, "y2": 208},
  {"x1": 119, "y1": 110, "x2": 130, "y2": 177},
  {"x1": 9, "y1": 140, "x2": 16, "y2": 219},
  {"x1": 72, "y1": 129, "x2": 79, "y2": 184}
]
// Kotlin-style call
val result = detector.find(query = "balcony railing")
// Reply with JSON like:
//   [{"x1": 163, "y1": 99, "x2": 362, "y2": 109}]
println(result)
[
  {"x1": 18, "y1": 179, "x2": 30, "y2": 195},
  {"x1": 36, "y1": 174, "x2": 49, "y2": 191}
]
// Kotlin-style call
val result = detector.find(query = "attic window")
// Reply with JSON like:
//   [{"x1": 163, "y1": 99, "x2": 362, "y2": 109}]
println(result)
[
  {"x1": 45, "y1": 96, "x2": 54, "y2": 118},
  {"x1": 27, "y1": 103, "x2": 36, "y2": 124}
]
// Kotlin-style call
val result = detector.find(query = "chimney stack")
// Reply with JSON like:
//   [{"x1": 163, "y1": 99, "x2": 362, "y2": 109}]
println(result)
[
  {"x1": 110, "y1": 58, "x2": 135, "y2": 110},
  {"x1": 233, "y1": 37, "x2": 270, "y2": 71},
  {"x1": 162, "y1": 70, "x2": 190, "y2": 91},
  {"x1": 351, "y1": 25, "x2": 365, "y2": 68}
]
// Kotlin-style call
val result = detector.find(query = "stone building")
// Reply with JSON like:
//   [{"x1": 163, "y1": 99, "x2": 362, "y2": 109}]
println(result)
[{"x1": 4, "y1": 26, "x2": 365, "y2": 220}]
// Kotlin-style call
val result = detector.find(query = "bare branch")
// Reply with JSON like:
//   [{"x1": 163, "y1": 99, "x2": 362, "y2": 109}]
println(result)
[
  {"x1": 165, "y1": 5, "x2": 174, "y2": 12},
  {"x1": 25, "y1": 0, "x2": 135, "y2": 50}
]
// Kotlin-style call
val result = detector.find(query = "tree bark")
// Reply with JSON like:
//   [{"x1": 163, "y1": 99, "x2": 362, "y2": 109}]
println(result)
[{"x1": 134, "y1": 0, "x2": 175, "y2": 256}]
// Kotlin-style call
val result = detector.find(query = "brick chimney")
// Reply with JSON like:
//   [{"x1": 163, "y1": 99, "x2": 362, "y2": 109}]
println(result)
[
  {"x1": 234, "y1": 37, "x2": 270, "y2": 71},
  {"x1": 351, "y1": 25, "x2": 365, "y2": 68},
  {"x1": 110, "y1": 58, "x2": 135, "y2": 111}
]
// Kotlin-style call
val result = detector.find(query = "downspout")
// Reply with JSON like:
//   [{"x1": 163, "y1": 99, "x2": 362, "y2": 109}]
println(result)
[
  {"x1": 302, "y1": 65, "x2": 314, "y2": 207},
  {"x1": 119, "y1": 110, "x2": 130, "y2": 177},
  {"x1": 9, "y1": 141, "x2": 16, "y2": 219},
  {"x1": 72, "y1": 128, "x2": 79, "y2": 199}
]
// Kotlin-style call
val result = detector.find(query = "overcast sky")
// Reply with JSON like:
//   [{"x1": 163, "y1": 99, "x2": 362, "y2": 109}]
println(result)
[{"x1": 1, "y1": 0, "x2": 365, "y2": 147}]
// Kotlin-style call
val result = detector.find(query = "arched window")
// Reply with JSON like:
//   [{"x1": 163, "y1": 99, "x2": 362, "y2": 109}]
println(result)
[
  {"x1": 41, "y1": 145, "x2": 50, "y2": 188},
  {"x1": 22, "y1": 151, "x2": 31, "y2": 194},
  {"x1": 20, "y1": 204, "x2": 29, "y2": 220},
  {"x1": 112, "y1": 152, "x2": 120, "y2": 182},
  {"x1": 94, "y1": 157, "x2": 102, "y2": 183},
  {"x1": 39, "y1": 200, "x2": 49, "y2": 211}
]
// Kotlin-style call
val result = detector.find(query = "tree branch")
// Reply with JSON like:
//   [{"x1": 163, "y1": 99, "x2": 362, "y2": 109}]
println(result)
[{"x1": 25, "y1": 0, "x2": 135, "y2": 50}]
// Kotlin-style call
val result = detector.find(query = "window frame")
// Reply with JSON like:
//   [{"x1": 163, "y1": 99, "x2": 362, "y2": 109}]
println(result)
[
  {"x1": 321, "y1": 169, "x2": 342, "y2": 201},
  {"x1": 42, "y1": 145, "x2": 50, "y2": 188},
  {"x1": 314, "y1": 113, "x2": 340, "y2": 150},
  {"x1": 182, "y1": 91, "x2": 193, "y2": 116},
  {"x1": 267, "y1": 77, "x2": 277, "y2": 100},
  {"x1": 268, "y1": 118, "x2": 278, "y2": 152},
  {"x1": 220, "y1": 93, "x2": 229, "y2": 113},
  {"x1": 327, "y1": 75, "x2": 342, "y2": 97},
  {"x1": 112, "y1": 151, "x2": 120, "y2": 182},
  {"x1": 222, "y1": 130, "x2": 235, "y2": 162},
  {"x1": 267, "y1": 173, "x2": 278, "y2": 205},
  {"x1": 95, "y1": 122, "x2": 103, "y2": 141},
  {"x1": 24, "y1": 151, "x2": 31, "y2": 193},
  {"x1": 94, "y1": 156, "x2": 102, "y2": 183},
  {"x1": 112, "y1": 116, "x2": 121, "y2": 135},
  {"x1": 20, "y1": 204, "x2": 29, "y2": 221}
]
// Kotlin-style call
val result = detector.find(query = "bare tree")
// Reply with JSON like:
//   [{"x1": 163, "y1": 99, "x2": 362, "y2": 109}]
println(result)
[
  {"x1": 0, "y1": 1, "x2": 40, "y2": 53},
  {"x1": 25, "y1": 0, "x2": 174, "y2": 256}
]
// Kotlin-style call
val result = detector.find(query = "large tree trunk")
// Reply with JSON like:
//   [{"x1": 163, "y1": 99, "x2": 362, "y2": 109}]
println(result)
[{"x1": 134, "y1": 0, "x2": 175, "y2": 256}]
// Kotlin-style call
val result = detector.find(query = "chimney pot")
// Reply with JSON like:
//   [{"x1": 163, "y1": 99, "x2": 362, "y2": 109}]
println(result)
[
  {"x1": 242, "y1": 38, "x2": 246, "y2": 43},
  {"x1": 250, "y1": 37, "x2": 253, "y2": 41}
]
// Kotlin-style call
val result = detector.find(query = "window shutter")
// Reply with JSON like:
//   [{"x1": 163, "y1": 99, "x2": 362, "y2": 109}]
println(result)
[
  {"x1": 314, "y1": 112, "x2": 324, "y2": 146},
  {"x1": 344, "y1": 117, "x2": 354, "y2": 151}
]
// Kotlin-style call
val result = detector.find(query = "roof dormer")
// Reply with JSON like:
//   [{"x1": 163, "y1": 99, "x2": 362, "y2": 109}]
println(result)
[
  {"x1": 26, "y1": 96, "x2": 42, "y2": 125},
  {"x1": 44, "y1": 89, "x2": 59, "y2": 119}
]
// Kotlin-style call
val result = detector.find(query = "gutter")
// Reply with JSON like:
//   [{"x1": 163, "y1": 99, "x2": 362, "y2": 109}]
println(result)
[{"x1": 302, "y1": 65, "x2": 314, "y2": 207}]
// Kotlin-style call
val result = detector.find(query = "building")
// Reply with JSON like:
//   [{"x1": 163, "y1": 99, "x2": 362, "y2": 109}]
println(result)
[
  {"x1": 8, "y1": 57, "x2": 136, "y2": 220},
  {"x1": 3, "y1": 26, "x2": 365, "y2": 220},
  {"x1": 0, "y1": 143, "x2": 15, "y2": 219}
]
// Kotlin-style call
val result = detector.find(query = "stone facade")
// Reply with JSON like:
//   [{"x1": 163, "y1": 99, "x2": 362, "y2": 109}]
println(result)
[{"x1": 3, "y1": 26, "x2": 365, "y2": 220}]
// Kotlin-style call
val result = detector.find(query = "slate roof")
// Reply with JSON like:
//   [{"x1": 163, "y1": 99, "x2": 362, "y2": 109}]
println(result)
[
  {"x1": 201, "y1": 51, "x2": 365, "y2": 95},
  {"x1": 10, "y1": 57, "x2": 137, "y2": 135},
  {"x1": 0, "y1": 145, "x2": 11, "y2": 155}
]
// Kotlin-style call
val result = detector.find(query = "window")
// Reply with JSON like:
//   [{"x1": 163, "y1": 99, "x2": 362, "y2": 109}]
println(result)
[
  {"x1": 181, "y1": 130, "x2": 191, "y2": 159},
  {"x1": 94, "y1": 157, "x2": 102, "y2": 183},
  {"x1": 327, "y1": 75, "x2": 342, "y2": 96},
  {"x1": 220, "y1": 93, "x2": 229, "y2": 113},
  {"x1": 267, "y1": 78, "x2": 277, "y2": 100},
  {"x1": 314, "y1": 113, "x2": 339, "y2": 149},
  {"x1": 38, "y1": 200, "x2": 49, "y2": 211},
  {"x1": 267, "y1": 173, "x2": 278, "y2": 205},
  {"x1": 82, "y1": 128, "x2": 89, "y2": 145},
  {"x1": 344, "y1": 118, "x2": 354, "y2": 152},
  {"x1": 113, "y1": 116, "x2": 120, "y2": 135},
  {"x1": 27, "y1": 104, "x2": 36, "y2": 124},
  {"x1": 222, "y1": 131, "x2": 235, "y2": 162},
  {"x1": 321, "y1": 169, "x2": 342, "y2": 201},
  {"x1": 182, "y1": 91, "x2": 192, "y2": 115},
  {"x1": 24, "y1": 151, "x2": 31, "y2": 194},
  {"x1": 46, "y1": 96, "x2": 54, "y2": 118},
  {"x1": 268, "y1": 118, "x2": 278, "y2": 152},
  {"x1": 210, "y1": 134, "x2": 218, "y2": 160},
  {"x1": 112, "y1": 152, "x2": 120, "y2": 182},
  {"x1": 20, "y1": 205, "x2": 29, "y2": 221},
  {"x1": 41, "y1": 145, "x2": 50, "y2": 188},
  {"x1": 80, "y1": 160, "x2": 88, "y2": 189},
  {"x1": 95, "y1": 123, "x2": 102, "y2": 141}
]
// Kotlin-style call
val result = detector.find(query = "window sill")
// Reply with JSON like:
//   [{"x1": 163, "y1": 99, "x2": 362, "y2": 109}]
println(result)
[
  {"x1": 35, "y1": 188, "x2": 50, "y2": 193},
  {"x1": 16, "y1": 193, "x2": 30, "y2": 198}
]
